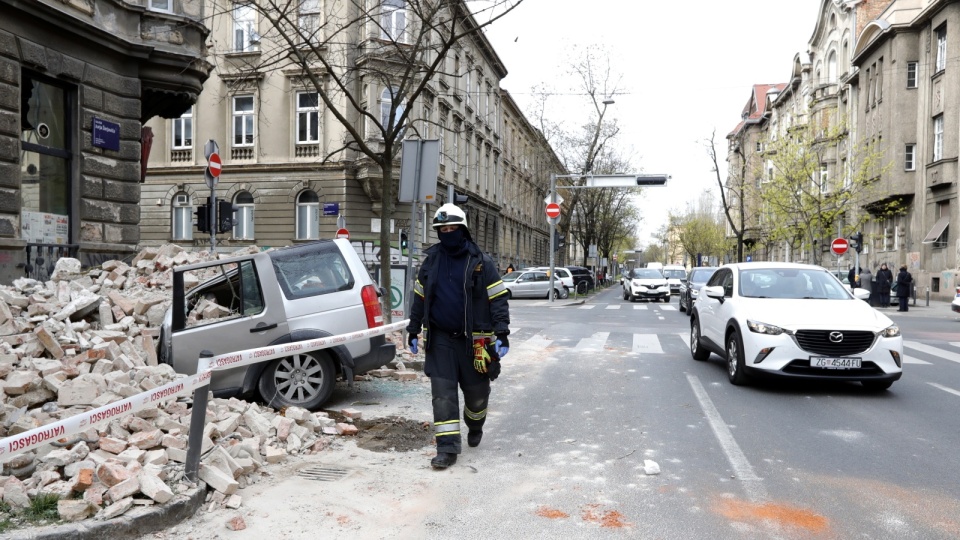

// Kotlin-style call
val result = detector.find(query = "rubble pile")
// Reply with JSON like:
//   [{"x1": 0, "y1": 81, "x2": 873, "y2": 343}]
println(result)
[{"x1": 0, "y1": 244, "x2": 407, "y2": 527}]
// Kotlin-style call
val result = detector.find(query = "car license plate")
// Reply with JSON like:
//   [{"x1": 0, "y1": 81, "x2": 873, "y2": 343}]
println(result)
[{"x1": 810, "y1": 357, "x2": 861, "y2": 369}]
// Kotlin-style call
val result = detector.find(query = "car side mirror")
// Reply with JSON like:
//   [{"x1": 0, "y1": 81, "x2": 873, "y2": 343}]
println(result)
[{"x1": 704, "y1": 286, "x2": 725, "y2": 302}]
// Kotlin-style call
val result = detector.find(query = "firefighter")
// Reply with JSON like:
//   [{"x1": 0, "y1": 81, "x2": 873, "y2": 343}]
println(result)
[{"x1": 406, "y1": 203, "x2": 511, "y2": 469}]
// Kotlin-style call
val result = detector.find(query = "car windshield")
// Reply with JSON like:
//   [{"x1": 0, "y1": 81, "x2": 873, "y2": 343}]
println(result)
[
  {"x1": 663, "y1": 270, "x2": 686, "y2": 279},
  {"x1": 502, "y1": 271, "x2": 522, "y2": 282},
  {"x1": 739, "y1": 268, "x2": 852, "y2": 299},
  {"x1": 631, "y1": 269, "x2": 662, "y2": 279},
  {"x1": 689, "y1": 268, "x2": 717, "y2": 283}
]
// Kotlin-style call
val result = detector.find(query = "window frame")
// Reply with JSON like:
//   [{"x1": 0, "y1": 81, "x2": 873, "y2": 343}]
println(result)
[
  {"x1": 148, "y1": 0, "x2": 172, "y2": 13},
  {"x1": 934, "y1": 114, "x2": 944, "y2": 162},
  {"x1": 233, "y1": 191, "x2": 255, "y2": 240},
  {"x1": 233, "y1": 3, "x2": 259, "y2": 53},
  {"x1": 936, "y1": 25, "x2": 947, "y2": 73},
  {"x1": 295, "y1": 190, "x2": 320, "y2": 240},
  {"x1": 232, "y1": 95, "x2": 255, "y2": 147},
  {"x1": 907, "y1": 61, "x2": 918, "y2": 88},
  {"x1": 172, "y1": 192, "x2": 193, "y2": 241},
  {"x1": 298, "y1": 0, "x2": 322, "y2": 45},
  {"x1": 905, "y1": 143, "x2": 916, "y2": 171},
  {"x1": 172, "y1": 106, "x2": 193, "y2": 150},
  {"x1": 296, "y1": 91, "x2": 320, "y2": 144},
  {"x1": 380, "y1": 0, "x2": 407, "y2": 43}
]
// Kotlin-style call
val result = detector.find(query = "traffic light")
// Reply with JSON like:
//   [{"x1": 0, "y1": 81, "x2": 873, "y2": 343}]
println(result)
[
  {"x1": 635, "y1": 175, "x2": 669, "y2": 186},
  {"x1": 850, "y1": 231, "x2": 863, "y2": 253},
  {"x1": 195, "y1": 200, "x2": 211, "y2": 234},
  {"x1": 217, "y1": 199, "x2": 238, "y2": 234},
  {"x1": 400, "y1": 230, "x2": 408, "y2": 254},
  {"x1": 453, "y1": 192, "x2": 469, "y2": 205},
  {"x1": 558, "y1": 234, "x2": 566, "y2": 248}
]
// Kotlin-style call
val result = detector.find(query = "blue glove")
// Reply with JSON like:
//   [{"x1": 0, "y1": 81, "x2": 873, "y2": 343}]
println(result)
[
  {"x1": 408, "y1": 335, "x2": 419, "y2": 354},
  {"x1": 495, "y1": 339, "x2": 508, "y2": 358}
]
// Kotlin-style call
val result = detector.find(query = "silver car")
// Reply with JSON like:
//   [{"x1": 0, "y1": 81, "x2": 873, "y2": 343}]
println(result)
[{"x1": 502, "y1": 270, "x2": 565, "y2": 299}]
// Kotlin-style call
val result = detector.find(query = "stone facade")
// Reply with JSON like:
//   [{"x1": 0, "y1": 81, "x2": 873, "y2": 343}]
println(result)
[{"x1": 0, "y1": 0, "x2": 209, "y2": 285}]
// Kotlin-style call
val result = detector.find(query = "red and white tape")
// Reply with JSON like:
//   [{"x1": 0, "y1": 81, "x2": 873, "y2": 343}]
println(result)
[{"x1": 0, "y1": 320, "x2": 408, "y2": 459}]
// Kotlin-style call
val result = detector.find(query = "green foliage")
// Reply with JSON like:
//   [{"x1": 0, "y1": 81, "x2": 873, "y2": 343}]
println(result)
[
  {"x1": 24, "y1": 493, "x2": 60, "y2": 523},
  {"x1": 670, "y1": 194, "x2": 731, "y2": 264}
]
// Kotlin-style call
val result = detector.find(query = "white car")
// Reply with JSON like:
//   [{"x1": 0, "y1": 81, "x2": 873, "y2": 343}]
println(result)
[
  {"x1": 662, "y1": 264, "x2": 687, "y2": 296},
  {"x1": 690, "y1": 262, "x2": 903, "y2": 390},
  {"x1": 952, "y1": 287, "x2": 960, "y2": 314},
  {"x1": 622, "y1": 268, "x2": 670, "y2": 302}
]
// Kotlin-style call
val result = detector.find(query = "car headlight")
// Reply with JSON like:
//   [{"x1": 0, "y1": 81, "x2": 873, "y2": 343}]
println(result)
[
  {"x1": 746, "y1": 319, "x2": 789, "y2": 335},
  {"x1": 690, "y1": 289, "x2": 699, "y2": 297},
  {"x1": 881, "y1": 324, "x2": 900, "y2": 338}
]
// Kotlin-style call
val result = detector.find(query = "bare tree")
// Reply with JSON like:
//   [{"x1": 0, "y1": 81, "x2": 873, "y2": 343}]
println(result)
[
  {"x1": 208, "y1": 0, "x2": 524, "y2": 320},
  {"x1": 706, "y1": 129, "x2": 751, "y2": 263}
]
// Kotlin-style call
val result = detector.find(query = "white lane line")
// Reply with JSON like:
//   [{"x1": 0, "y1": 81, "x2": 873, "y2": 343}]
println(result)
[
  {"x1": 904, "y1": 341, "x2": 960, "y2": 364},
  {"x1": 605, "y1": 305, "x2": 621, "y2": 310},
  {"x1": 517, "y1": 335, "x2": 553, "y2": 350},
  {"x1": 950, "y1": 342, "x2": 960, "y2": 349},
  {"x1": 575, "y1": 332, "x2": 609, "y2": 351},
  {"x1": 633, "y1": 305, "x2": 648, "y2": 310},
  {"x1": 903, "y1": 356, "x2": 932, "y2": 365},
  {"x1": 686, "y1": 374, "x2": 766, "y2": 502},
  {"x1": 578, "y1": 305, "x2": 597, "y2": 310},
  {"x1": 677, "y1": 332, "x2": 689, "y2": 347},
  {"x1": 929, "y1": 382, "x2": 960, "y2": 398},
  {"x1": 632, "y1": 334, "x2": 664, "y2": 354},
  {"x1": 661, "y1": 305, "x2": 677, "y2": 311}
]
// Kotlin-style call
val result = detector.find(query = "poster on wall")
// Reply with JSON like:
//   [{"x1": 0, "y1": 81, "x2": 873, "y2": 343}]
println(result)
[{"x1": 21, "y1": 211, "x2": 68, "y2": 244}]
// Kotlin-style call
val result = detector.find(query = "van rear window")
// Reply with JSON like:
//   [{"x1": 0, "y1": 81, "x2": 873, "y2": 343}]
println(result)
[{"x1": 272, "y1": 244, "x2": 355, "y2": 299}]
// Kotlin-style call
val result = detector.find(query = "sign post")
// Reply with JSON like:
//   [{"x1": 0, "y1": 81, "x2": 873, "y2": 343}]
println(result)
[
  {"x1": 831, "y1": 237, "x2": 849, "y2": 288},
  {"x1": 204, "y1": 140, "x2": 221, "y2": 252}
]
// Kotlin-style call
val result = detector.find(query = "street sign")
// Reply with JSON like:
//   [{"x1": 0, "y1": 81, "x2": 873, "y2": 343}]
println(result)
[
  {"x1": 208, "y1": 153, "x2": 222, "y2": 178},
  {"x1": 336, "y1": 228, "x2": 349, "y2": 239},
  {"x1": 544, "y1": 193, "x2": 564, "y2": 205},
  {"x1": 203, "y1": 139, "x2": 219, "y2": 161},
  {"x1": 831, "y1": 237, "x2": 849, "y2": 255},
  {"x1": 545, "y1": 202, "x2": 561, "y2": 219}
]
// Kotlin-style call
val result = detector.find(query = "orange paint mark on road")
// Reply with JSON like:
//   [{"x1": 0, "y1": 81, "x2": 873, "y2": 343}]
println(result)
[
  {"x1": 535, "y1": 506, "x2": 569, "y2": 519},
  {"x1": 714, "y1": 498, "x2": 829, "y2": 535},
  {"x1": 582, "y1": 504, "x2": 631, "y2": 528}
]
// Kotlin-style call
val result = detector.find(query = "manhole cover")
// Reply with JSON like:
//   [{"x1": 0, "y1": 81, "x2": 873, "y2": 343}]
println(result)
[{"x1": 298, "y1": 466, "x2": 351, "y2": 482}]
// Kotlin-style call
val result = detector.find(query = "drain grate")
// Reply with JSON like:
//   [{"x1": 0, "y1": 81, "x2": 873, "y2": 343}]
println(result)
[{"x1": 298, "y1": 466, "x2": 351, "y2": 482}]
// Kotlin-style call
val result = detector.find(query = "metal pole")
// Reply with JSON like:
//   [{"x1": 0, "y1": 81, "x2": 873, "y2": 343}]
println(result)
[
  {"x1": 209, "y1": 191, "x2": 217, "y2": 253},
  {"x1": 185, "y1": 350, "x2": 213, "y2": 482},
  {"x1": 404, "y1": 140, "x2": 423, "y2": 321},
  {"x1": 548, "y1": 174, "x2": 556, "y2": 303}
]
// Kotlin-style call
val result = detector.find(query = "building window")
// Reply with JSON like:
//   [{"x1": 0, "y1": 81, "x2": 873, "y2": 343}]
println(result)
[
  {"x1": 172, "y1": 192, "x2": 192, "y2": 241},
  {"x1": 827, "y1": 50, "x2": 837, "y2": 83},
  {"x1": 819, "y1": 164, "x2": 828, "y2": 193},
  {"x1": 936, "y1": 25, "x2": 947, "y2": 73},
  {"x1": 935, "y1": 200, "x2": 949, "y2": 248},
  {"x1": 905, "y1": 144, "x2": 916, "y2": 171},
  {"x1": 380, "y1": 87, "x2": 404, "y2": 134},
  {"x1": 233, "y1": 96, "x2": 255, "y2": 146},
  {"x1": 296, "y1": 190, "x2": 320, "y2": 240},
  {"x1": 934, "y1": 115, "x2": 944, "y2": 161},
  {"x1": 233, "y1": 191, "x2": 255, "y2": 240},
  {"x1": 298, "y1": 0, "x2": 321, "y2": 44},
  {"x1": 233, "y1": 3, "x2": 259, "y2": 52},
  {"x1": 148, "y1": 0, "x2": 172, "y2": 12},
  {"x1": 172, "y1": 106, "x2": 193, "y2": 149},
  {"x1": 907, "y1": 61, "x2": 918, "y2": 88},
  {"x1": 20, "y1": 71, "x2": 73, "y2": 243},
  {"x1": 381, "y1": 0, "x2": 407, "y2": 42},
  {"x1": 296, "y1": 92, "x2": 320, "y2": 143}
]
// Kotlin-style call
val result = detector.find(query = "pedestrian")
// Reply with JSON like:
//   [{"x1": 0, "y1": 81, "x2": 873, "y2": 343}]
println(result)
[
  {"x1": 876, "y1": 263, "x2": 894, "y2": 307},
  {"x1": 847, "y1": 266, "x2": 862, "y2": 289},
  {"x1": 860, "y1": 266, "x2": 874, "y2": 305},
  {"x1": 896, "y1": 264, "x2": 913, "y2": 312},
  {"x1": 505, "y1": 262, "x2": 515, "y2": 274},
  {"x1": 406, "y1": 203, "x2": 511, "y2": 470}
]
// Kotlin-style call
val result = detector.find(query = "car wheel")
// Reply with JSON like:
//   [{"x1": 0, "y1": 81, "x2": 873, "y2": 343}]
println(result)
[
  {"x1": 726, "y1": 330, "x2": 749, "y2": 386},
  {"x1": 560, "y1": 286, "x2": 570, "y2": 299},
  {"x1": 505, "y1": 290, "x2": 513, "y2": 300},
  {"x1": 679, "y1": 295, "x2": 686, "y2": 312},
  {"x1": 549, "y1": 288, "x2": 562, "y2": 300},
  {"x1": 258, "y1": 351, "x2": 336, "y2": 411},
  {"x1": 862, "y1": 380, "x2": 893, "y2": 391},
  {"x1": 686, "y1": 295, "x2": 693, "y2": 317},
  {"x1": 690, "y1": 318, "x2": 710, "y2": 361}
]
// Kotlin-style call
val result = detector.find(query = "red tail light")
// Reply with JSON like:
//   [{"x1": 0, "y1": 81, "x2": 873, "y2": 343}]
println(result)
[{"x1": 361, "y1": 285, "x2": 384, "y2": 328}]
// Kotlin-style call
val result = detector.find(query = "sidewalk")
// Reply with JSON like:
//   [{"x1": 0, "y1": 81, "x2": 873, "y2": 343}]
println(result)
[{"x1": 876, "y1": 297, "x2": 955, "y2": 318}]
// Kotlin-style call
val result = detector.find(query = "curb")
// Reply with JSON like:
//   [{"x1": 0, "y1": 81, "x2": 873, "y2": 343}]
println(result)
[{"x1": 5, "y1": 483, "x2": 207, "y2": 540}]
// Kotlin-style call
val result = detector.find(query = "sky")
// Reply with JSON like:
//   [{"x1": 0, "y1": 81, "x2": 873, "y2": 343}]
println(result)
[{"x1": 478, "y1": 0, "x2": 823, "y2": 247}]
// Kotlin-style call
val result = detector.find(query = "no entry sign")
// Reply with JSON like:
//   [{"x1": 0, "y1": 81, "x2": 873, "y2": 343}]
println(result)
[
  {"x1": 545, "y1": 202, "x2": 561, "y2": 219},
  {"x1": 831, "y1": 237, "x2": 849, "y2": 255}
]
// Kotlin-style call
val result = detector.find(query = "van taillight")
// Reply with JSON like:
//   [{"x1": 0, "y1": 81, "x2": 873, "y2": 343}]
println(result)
[{"x1": 361, "y1": 285, "x2": 384, "y2": 328}]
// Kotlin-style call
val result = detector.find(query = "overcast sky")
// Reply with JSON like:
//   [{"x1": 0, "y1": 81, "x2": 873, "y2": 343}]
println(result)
[{"x1": 479, "y1": 0, "x2": 823, "y2": 246}]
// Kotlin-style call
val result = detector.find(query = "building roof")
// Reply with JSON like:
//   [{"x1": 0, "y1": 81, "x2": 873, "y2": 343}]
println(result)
[{"x1": 727, "y1": 83, "x2": 787, "y2": 138}]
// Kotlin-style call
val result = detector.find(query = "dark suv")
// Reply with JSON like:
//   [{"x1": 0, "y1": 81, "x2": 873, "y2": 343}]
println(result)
[{"x1": 565, "y1": 266, "x2": 595, "y2": 291}]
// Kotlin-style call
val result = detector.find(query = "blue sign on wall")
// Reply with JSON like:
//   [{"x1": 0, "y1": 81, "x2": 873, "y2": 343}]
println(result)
[
  {"x1": 92, "y1": 117, "x2": 120, "y2": 152},
  {"x1": 323, "y1": 202, "x2": 339, "y2": 216}
]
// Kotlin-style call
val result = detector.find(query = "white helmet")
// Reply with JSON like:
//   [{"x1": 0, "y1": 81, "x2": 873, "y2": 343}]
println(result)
[{"x1": 432, "y1": 203, "x2": 468, "y2": 230}]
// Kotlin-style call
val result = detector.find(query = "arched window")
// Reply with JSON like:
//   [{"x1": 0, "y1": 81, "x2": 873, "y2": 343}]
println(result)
[
  {"x1": 172, "y1": 192, "x2": 192, "y2": 240},
  {"x1": 827, "y1": 51, "x2": 838, "y2": 84},
  {"x1": 234, "y1": 191, "x2": 255, "y2": 240},
  {"x1": 296, "y1": 190, "x2": 320, "y2": 240}
]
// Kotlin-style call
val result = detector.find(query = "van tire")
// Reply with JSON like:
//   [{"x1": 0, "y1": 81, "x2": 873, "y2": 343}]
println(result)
[{"x1": 258, "y1": 351, "x2": 336, "y2": 411}]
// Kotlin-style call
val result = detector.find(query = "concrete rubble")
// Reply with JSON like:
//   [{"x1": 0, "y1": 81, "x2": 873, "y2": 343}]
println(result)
[{"x1": 0, "y1": 244, "x2": 419, "y2": 529}]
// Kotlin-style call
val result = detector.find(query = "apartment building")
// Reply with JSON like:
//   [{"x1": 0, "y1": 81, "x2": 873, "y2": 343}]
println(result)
[
  {"x1": 0, "y1": 0, "x2": 209, "y2": 284},
  {"x1": 141, "y1": 0, "x2": 563, "y2": 272}
]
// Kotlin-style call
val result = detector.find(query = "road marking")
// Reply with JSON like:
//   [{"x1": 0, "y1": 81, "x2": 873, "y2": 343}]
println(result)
[
  {"x1": 677, "y1": 332, "x2": 689, "y2": 347},
  {"x1": 605, "y1": 305, "x2": 620, "y2": 310},
  {"x1": 929, "y1": 382, "x2": 960, "y2": 398},
  {"x1": 902, "y1": 356, "x2": 932, "y2": 365},
  {"x1": 686, "y1": 374, "x2": 766, "y2": 502},
  {"x1": 661, "y1": 305, "x2": 677, "y2": 311},
  {"x1": 632, "y1": 334, "x2": 664, "y2": 354},
  {"x1": 575, "y1": 332, "x2": 609, "y2": 351},
  {"x1": 904, "y1": 341, "x2": 960, "y2": 364},
  {"x1": 578, "y1": 305, "x2": 596, "y2": 310},
  {"x1": 517, "y1": 335, "x2": 553, "y2": 350},
  {"x1": 633, "y1": 305, "x2": 648, "y2": 310}
]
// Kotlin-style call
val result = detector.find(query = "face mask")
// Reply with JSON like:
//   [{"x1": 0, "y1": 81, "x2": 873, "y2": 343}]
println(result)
[{"x1": 438, "y1": 228, "x2": 465, "y2": 250}]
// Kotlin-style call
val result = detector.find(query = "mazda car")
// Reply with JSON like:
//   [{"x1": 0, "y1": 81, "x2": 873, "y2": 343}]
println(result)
[{"x1": 689, "y1": 262, "x2": 903, "y2": 390}]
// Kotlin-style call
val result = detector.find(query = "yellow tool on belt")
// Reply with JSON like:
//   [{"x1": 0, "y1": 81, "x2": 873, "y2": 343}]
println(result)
[{"x1": 473, "y1": 338, "x2": 491, "y2": 373}]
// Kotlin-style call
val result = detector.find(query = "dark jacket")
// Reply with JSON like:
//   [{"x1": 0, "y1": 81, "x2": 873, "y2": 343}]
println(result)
[
  {"x1": 896, "y1": 269, "x2": 913, "y2": 298},
  {"x1": 876, "y1": 268, "x2": 894, "y2": 295},
  {"x1": 406, "y1": 240, "x2": 510, "y2": 351}
]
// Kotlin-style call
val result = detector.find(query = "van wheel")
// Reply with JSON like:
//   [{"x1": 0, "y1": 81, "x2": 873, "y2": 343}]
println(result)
[{"x1": 258, "y1": 351, "x2": 336, "y2": 411}]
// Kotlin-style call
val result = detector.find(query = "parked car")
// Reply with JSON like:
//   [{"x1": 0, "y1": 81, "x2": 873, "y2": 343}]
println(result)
[
  {"x1": 502, "y1": 270, "x2": 565, "y2": 299},
  {"x1": 689, "y1": 262, "x2": 902, "y2": 390},
  {"x1": 662, "y1": 264, "x2": 687, "y2": 296},
  {"x1": 952, "y1": 287, "x2": 960, "y2": 314},
  {"x1": 524, "y1": 266, "x2": 574, "y2": 293},
  {"x1": 566, "y1": 266, "x2": 595, "y2": 292},
  {"x1": 622, "y1": 268, "x2": 670, "y2": 302},
  {"x1": 158, "y1": 239, "x2": 396, "y2": 411},
  {"x1": 679, "y1": 266, "x2": 719, "y2": 315}
]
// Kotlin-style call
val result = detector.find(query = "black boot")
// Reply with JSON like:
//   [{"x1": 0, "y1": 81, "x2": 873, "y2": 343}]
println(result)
[
  {"x1": 431, "y1": 452, "x2": 457, "y2": 469},
  {"x1": 467, "y1": 429, "x2": 483, "y2": 447}
]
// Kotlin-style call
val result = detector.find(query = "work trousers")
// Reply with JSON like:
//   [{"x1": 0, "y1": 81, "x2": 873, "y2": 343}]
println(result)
[{"x1": 426, "y1": 330, "x2": 491, "y2": 454}]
